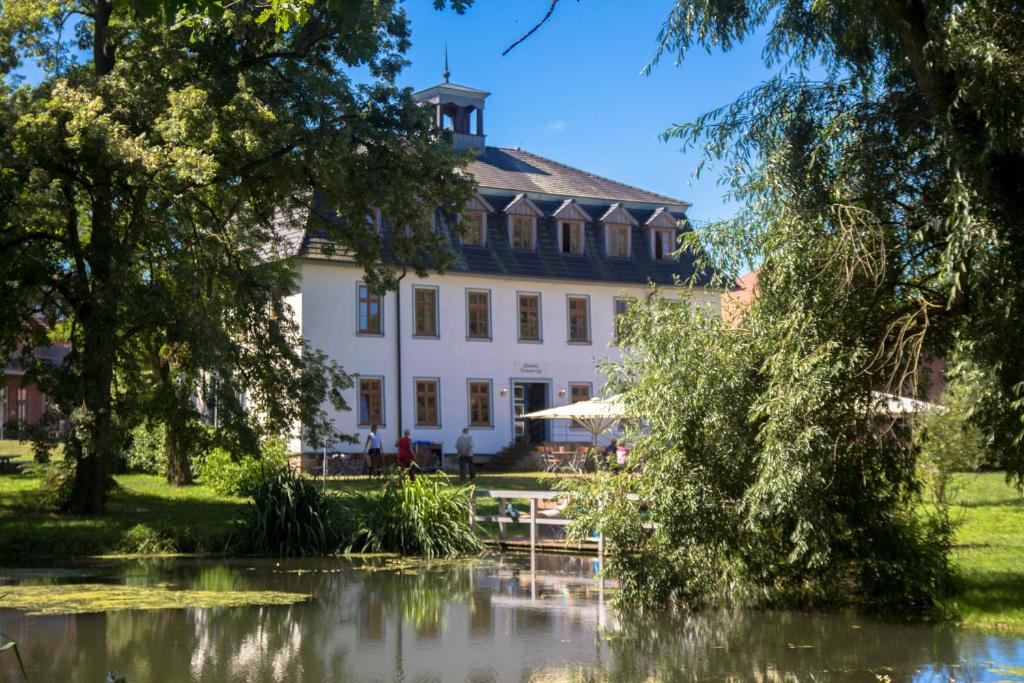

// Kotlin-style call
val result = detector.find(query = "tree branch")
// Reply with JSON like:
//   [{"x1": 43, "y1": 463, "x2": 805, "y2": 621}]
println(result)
[{"x1": 502, "y1": 0, "x2": 560, "y2": 56}]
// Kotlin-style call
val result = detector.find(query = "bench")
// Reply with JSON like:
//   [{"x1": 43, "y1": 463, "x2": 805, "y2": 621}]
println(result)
[{"x1": 0, "y1": 454, "x2": 21, "y2": 474}]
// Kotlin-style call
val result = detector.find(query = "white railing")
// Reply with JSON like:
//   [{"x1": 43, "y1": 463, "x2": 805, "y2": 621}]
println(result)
[{"x1": 470, "y1": 489, "x2": 602, "y2": 554}]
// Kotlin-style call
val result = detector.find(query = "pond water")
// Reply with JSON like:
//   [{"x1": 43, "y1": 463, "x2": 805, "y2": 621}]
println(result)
[{"x1": 1, "y1": 554, "x2": 1023, "y2": 682}]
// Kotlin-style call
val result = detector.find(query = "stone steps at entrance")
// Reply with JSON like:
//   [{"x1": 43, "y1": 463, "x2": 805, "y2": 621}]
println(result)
[{"x1": 483, "y1": 442, "x2": 541, "y2": 472}]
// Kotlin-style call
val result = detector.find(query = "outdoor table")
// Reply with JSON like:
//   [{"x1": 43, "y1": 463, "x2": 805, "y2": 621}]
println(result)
[{"x1": 0, "y1": 454, "x2": 17, "y2": 473}]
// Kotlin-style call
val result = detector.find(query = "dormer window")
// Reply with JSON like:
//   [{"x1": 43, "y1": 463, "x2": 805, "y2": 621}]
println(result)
[
  {"x1": 645, "y1": 206, "x2": 681, "y2": 261},
  {"x1": 551, "y1": 199, "x2": 592, "y2": 255},
  {"x1": 504, "y1": 193, "x2": 543, "y2": 251},
  {"x1": 510, "y1": 215, "x2": 535, "y2": 250},
  {"x1": 560, "y1": 221, "x2": 584, "y2": 254},
  {"x1": 606, "y1": 224, "x2": 630, "y2": 258},
  {"x1": 463, "y1": 211, "x2": 487, "y2": 246},
  {"x1": 462, "y1": 191, "x2": 494, "y2": 247},
  {"x1": 598, "y1": 203, "x2": 639, "y2": 259},
  {"x1": 653, "y1": 228, "x2": 675, "y2": 260}
]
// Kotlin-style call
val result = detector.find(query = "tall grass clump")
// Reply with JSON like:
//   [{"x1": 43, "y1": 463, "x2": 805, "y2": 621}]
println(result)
[
  {"x1": 235, "y1": 467, "x2": 339, "y2": 557},
  {"x1": 344, "y1": 475, "x2": 482, "y2": 558}
]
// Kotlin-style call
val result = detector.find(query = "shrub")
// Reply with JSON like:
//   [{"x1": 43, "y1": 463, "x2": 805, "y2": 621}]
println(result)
[
  {"x1": 24, "y1": 459, "x2": 77, "y2": 512},
  {"x1": 915, "y1": 379, "x2": 989, "y2": 506},
  {"x1": 344, "y1": 474, "x2": 482, "y2": 558},
  {"x1": 197, "y1": 439, "x2": 289, "y2": 497},
  {"x1": 234, "y1": 468, "x2": 481, "y2": 558},
  {"x1": 118, "y1": 524, "x2": 178, "y2": 554},
  {"x1": 235, "y1": 467, "x2": 338, "y2": 557},
  {"x1": 123, "y1": 423, "x2": 167, "y2": 474}
]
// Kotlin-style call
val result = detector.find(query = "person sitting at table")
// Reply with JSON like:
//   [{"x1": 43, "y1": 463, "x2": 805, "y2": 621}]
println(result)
[{"x1": 603, "y1": 438, "x2": 619, "y2": 469}]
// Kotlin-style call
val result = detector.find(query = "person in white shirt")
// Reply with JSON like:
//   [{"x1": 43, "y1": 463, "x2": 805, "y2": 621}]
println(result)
[{"x1": 363, "y1": 425, "x2": 383, "y2": 477}]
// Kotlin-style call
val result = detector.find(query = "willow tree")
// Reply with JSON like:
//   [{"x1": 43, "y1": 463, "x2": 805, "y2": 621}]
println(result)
[
  {"x1": 654, "y1": 0, "x2": 1024, "y2": 476},
  {"x1": 0, "y1": 0, "x2": 475, "y2": 511},
  {"x1": 561, "y1": 1, "x2": 1024, "y2": 611}
]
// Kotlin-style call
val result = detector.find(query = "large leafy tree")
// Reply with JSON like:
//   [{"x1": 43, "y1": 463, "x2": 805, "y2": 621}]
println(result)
[
  {"x1": 0, "y1": 0, "x2": 475, "y2": 512},
  {"x1": 562, "y1": 0, "x2": 1023, "y2": 611},
  {"x1": 652, "y1": 0, "x2": 1024, "y2": 476}
]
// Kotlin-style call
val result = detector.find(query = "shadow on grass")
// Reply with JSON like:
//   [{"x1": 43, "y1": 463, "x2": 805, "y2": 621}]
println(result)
[
  {"x1": 957, "y1": 497, "x2": 1024, "y2": 509},
  {"x1": 0, "y1": 483, "x2": 246, "y2": 562},
  {"x1": 956, "y1": 572, "x2": 1024, "y2": 627}
]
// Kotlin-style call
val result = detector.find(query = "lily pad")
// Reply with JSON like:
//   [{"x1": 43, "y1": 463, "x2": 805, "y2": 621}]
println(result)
[{"x1": 0, "y1": 583, "x2": 310, "y2": 615}]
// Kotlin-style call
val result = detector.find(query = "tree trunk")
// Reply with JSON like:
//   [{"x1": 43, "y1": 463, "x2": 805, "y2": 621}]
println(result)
[
  {"x1": 165, "y1": 416, "x2": 194, "y2": 486},
  {"x1": 69, "y1": 318, "x2": 117, "y2": 515}
]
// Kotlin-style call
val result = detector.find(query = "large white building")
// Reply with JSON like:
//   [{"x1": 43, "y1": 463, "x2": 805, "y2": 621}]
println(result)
[{"x1": 285, "y1": 78, "x2": 721, "y2": 458}]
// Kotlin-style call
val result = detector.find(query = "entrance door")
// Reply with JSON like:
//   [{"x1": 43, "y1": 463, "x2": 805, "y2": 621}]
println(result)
[{"x1": 513, "y1": 382, "x2": 548, "y2": 444}]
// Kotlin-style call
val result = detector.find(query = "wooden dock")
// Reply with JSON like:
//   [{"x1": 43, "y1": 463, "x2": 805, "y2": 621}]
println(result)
[{"x1": 471, "y1": 489, "x2": 603, "y2": 556}]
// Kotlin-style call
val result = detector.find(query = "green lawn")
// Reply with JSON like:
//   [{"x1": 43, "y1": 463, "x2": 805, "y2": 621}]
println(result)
[
  {"x1": 0, "y1": 470, "x2": 246, "y2": 561},
  {"x1": 944, "y1": 471, "x2": 1024, "y2": 634},
  {"x1": 0, "y1": 438, "x2": 41, "y2": 461}
]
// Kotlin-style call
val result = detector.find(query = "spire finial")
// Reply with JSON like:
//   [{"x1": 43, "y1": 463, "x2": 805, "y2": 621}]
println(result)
[{"x1": 443, "y1": 45, "x2": 450, "y2": 83}]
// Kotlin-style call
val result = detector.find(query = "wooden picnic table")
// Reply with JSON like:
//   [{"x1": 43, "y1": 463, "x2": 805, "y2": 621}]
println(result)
[{"x1": 0, "y1": 454, "x2": 19, "y2": 473}]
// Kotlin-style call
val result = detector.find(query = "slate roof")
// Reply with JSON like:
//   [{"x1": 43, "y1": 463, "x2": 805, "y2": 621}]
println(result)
[
  {"x1": 469, "y1": 147, "x2": 691, "y2": 208},
  {"x1": 294, "y1": 146, "x2": 715, "y2": 287},
  {"x1": 301, "y1": 196, "x2": 714, "y2": 288}
]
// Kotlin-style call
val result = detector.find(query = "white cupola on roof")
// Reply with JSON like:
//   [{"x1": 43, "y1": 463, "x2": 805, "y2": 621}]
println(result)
[{"x1": 413, "y1": 50, "x2": 489, "y2": 152}]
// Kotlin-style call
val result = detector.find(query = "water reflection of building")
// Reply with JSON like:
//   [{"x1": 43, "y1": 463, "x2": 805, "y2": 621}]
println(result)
[{"x1": 2, "y1": 556, "x2": 1021, "y2": 682}]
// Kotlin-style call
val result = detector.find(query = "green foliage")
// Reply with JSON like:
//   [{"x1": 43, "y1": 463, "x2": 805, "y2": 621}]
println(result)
[
  {"x1": 649, "y1": 0, "x2": 1024, "y2": 482},
  {"x1": 235, "y1": 467, "x2": 337, "y2": 557},
  {"x1": 342, "y1": 475, "x2": 483, "y2": 558},
  {"x1": 565, "y1": 291, "x2": 954, "y2": 612},
  {"x1": 234, "y1": 467, "x2": 482, "y2": 559},
  {"x1": 117, "y1": 523, "x2": 178, "y2": 554},
  {"x1": 916, "y1": 378, "x2": 990, "y2": 506},
  {"x1": 23, "y1": 459, "x2": 77, "y2": 513},
  {"x1": 197, "y1": 439, "x2": 289, "y2": 498},
  {"x1": 0, "y1": 0, "x2": 476, "y2": 512},
  {"x1": 123, "y1": 423, "x2": 168, "y2": 474}
]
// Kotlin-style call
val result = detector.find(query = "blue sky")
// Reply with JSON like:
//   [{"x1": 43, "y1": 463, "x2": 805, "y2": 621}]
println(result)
[
  {"x1": 9, "y1": 2, "x2": 777, "y2": 224},
  {"x1": 396, "y1": 1, "x2": 776, "y2": 224}
]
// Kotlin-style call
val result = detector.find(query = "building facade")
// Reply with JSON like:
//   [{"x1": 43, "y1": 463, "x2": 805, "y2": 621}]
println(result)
[
  {"x1": 286, "y1": 79, "x2": 722, "y2": 456},
  {"x1": 2, "y1": 343, "x2": 69, "y2": 438}
]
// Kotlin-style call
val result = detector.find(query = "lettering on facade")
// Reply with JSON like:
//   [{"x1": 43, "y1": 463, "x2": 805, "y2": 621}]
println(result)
[{"x1": 515, "y1": 361, "x2": 547, "y2": 375}]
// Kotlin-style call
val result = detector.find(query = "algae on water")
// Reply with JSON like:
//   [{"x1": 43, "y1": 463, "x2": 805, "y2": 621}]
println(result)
[{"x1": 0, "y1": 583, "x2": 310, "y2": 615}]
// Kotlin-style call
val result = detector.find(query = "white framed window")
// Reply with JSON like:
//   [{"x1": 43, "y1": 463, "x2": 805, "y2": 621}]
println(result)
[
  {"x1": 415, "y1": 378, "x2": 440, "y2": 427},
  {"x1": 358, "y1": 377, "x2": 385, "y2": 426},
  {"x1": 606, "y1": 224, "x2": 630, "y2": 258},
  {"x1": 357, "y1": 283, "x2": 383, "y2": 336},
  {"x1": 509, "y1": 215, "x2": 535, "y2": 250},
  {"x1": 517, "y1": 292, "x2": 542, "y2": 342},
  {"x1": 413, "y1": 286, "x2": 439, "y2": 338},
  {"x1": 652, "y1": 228, "x2": 676, "y2": 260},
  {"x1": 466, "y1": 289, "x2": 491, "y2": 340},
  {"x1": 468, "y1": 379, "x2": 493, "y2": 427},
  {"x1": 559, "y1": 220, "x2": 584, "y2": 254},
  {"x1": 567, "y1": 295, "x2": 590, "y2": 344},
  {"x1": 462, "y1": 211, "x2": 487, "y2": 246},
  {"x1": 568, "y1": 382, "x2": 592, "y2": 430},
  {"x1": 15, "y1": 387, "x2": 28, "y2": 422}
]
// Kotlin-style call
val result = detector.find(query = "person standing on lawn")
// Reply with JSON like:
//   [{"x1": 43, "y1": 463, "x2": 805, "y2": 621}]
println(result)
[
  {"x1": 456, "y1": 427, "x2": 476, "y2": 481},
  {"x1": 363, "y1": 425, "x2": 384, "y2": 478},
  {"x1": 396, "y1": 429, "x2": 415, "y2": 481}
]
